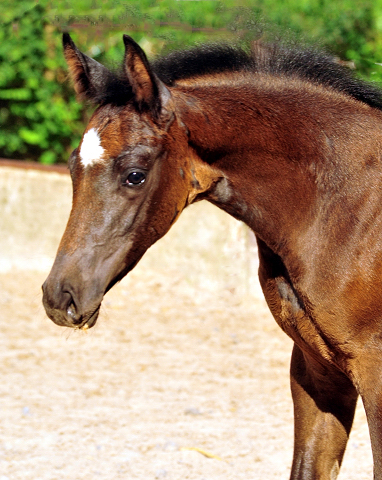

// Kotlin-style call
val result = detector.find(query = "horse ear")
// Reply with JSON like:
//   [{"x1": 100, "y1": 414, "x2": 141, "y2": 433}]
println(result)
[
  {"x1": 123, "y1": 35, "x2": 170, "y2": 117},
  {"x1": 62, "y1": 33, "x2": 112, "y2": 103}
]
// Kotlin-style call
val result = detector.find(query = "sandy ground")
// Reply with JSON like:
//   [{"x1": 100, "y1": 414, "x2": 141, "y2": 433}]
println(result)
[{"x1": 0, "y1": 266, "x2": 374, "y2": 479}]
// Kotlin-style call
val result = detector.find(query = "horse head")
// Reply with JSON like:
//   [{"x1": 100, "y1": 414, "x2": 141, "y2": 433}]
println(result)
[{"x1": 42, "y1": 34, "x2": 218, "y2": 329}]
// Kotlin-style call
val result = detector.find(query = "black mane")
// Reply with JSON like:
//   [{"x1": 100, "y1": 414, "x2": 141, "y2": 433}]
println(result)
[
  {"x1": 153, "y1": 42, "x2": 382, "y2": 110},
  {"x1": 100, "y1": 42, "x2": 382, "y2": 110},
  {"x1": 152, "y1": 44, "x2": 251, "y2": 85}
]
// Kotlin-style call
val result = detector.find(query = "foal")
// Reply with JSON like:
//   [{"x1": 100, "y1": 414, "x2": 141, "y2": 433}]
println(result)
[{"x1": 43, "y1": 33, "x2": 382, "y2": 478}]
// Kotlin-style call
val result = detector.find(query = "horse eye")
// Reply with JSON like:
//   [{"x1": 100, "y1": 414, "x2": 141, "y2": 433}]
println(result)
[{"x1": 126, "y1": 171, "x2": 146, "y2": 186}]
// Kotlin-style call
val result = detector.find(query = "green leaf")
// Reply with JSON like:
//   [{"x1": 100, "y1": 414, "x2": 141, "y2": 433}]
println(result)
[
  {"x1": 39, "y1": 150, "x2": 56, "y2": 164},
  {"x1": 0, "y1": 88, "x2": 32, "y2": 100},
  {"x1": 19, "y1": 128, "x2": 44, "y2": 145}
]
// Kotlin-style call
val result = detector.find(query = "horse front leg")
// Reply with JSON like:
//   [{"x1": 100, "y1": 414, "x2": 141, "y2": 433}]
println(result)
[
  {"x1": 256, "y1": 238, "x2": 359, "y2": 478},
  {"x1": 351, "y1": 352, "x2": 382, "y2": 479},
  {"x1": 290, "y1": 344, "x2": 358, "y2": 480},
  {"x1": 362, "y1": 395, "x2": 382, "y2": 478}
]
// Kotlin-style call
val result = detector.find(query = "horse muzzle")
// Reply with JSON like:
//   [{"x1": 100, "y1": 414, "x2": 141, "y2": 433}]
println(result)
[{"x1": 42, "y1": 277, "x2": 102, "y2": 329}]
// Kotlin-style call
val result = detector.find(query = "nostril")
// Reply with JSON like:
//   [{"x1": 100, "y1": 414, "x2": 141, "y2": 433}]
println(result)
[
  {"x1": 66, "y1": 299, "x2": 82, "y2": 325},
  {"x1": 61, "y1": 288, "x2": 82, "y2": 325}
]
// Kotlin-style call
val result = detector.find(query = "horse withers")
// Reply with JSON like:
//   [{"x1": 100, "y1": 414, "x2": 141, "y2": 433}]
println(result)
[{"x1": 43, "y1": 33, "x2": 382, "y2": 479}]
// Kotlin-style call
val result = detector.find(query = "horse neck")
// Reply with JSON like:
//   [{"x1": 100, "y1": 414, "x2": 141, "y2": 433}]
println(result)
[{"x1": 173, "y1": 78, "x2": 322, "y2": 255}]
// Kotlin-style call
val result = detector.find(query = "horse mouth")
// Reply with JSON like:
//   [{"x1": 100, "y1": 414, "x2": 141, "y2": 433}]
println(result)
[{"x1": 75, "y1": 305, "x2": 101, "y2": 330}]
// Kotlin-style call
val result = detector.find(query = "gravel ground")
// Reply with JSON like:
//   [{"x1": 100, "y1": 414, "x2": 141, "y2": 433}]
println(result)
[{"x1": 0, "y1": 267, "x2": 373, "y2": 479}]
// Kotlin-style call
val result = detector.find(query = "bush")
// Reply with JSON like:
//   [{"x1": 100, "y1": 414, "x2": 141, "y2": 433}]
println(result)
[
  {"x1": 2, "y1": 0, "x2": 382, "y2": 163},
  {"x1": 0, "y1": 2, "x2": 87, "y2": 163}
]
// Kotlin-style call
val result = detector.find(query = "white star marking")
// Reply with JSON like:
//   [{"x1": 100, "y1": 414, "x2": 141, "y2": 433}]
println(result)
[{"x1": 79, "y1": 128, "x2": 105, "y2": 167}]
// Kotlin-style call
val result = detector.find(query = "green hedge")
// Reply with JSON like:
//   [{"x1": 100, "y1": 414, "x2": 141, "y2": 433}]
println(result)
[{"x1": 2, "y1": 0, "x2": 382, "y2": 163}]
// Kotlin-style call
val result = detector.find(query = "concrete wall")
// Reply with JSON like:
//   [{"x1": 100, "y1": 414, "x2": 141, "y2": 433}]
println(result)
[{"x1": 0, "y1": 165, "x2": 261, "y2": 299}]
